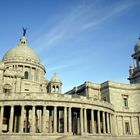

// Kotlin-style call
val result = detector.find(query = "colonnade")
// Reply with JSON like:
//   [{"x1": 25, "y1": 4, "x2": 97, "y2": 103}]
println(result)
[{"x1": 0, "y1": 105, "x2": 113, "y2": 135}]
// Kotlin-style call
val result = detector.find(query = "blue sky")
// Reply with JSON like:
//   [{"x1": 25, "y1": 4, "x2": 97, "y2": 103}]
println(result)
[{"x1": 0, "y1": 0, "x2": 140, "y2": 92}]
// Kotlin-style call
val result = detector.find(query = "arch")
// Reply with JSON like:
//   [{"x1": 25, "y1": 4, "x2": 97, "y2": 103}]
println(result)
[{"x1": 24, "y1": 71, "x2": 29, "y2": 79}]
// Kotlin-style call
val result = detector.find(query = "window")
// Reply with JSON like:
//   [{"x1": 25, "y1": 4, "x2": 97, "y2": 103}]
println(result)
[
  {"x1": 124, "y1": 98, "x2": 128, "y2": 108},
  {"x1": 103, "y1": 97, "x2": 107, "y2": 101},
  {"x1": 25, "y1": 89, "x2": 29, "y2": 91},
  {"x1": 125, "y1": 122, "x2": 130, "y2": 134},
  {"x1": 122, "y1": 95, "x2": 129, "y2": 109},
  {"x1": 24, "y1": 71, "x2": 29, "y2": 79},
  {"x1": 3, "y1": 84, "x2": 12, "y2": 95},
  {"x1": 3, "y1": 89, "x2": 11, "y2": 94}
]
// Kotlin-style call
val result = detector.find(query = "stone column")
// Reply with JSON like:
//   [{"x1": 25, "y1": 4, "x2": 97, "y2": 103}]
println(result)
[
  {"x1": 68, "y1": 107, "x2": 72, "y2": 133},
  {"x1": 138, "y1": 116, "x2": 140, "y2": 135},
  {"x1": 107, "y1": 113, "x2": 110, "y2": 133},
  {"x1": 110, "y1": 114, "x2": 113, "y2": 134},
  {"x1": 14, "y1": 115, "x2": 17, "y2": 132},
  {"x1": 53, "y1": 106, "x2": 57, "y2": 133},
  {"x1": 80, "y1": 108, "x2": 83, "y2": 135},
  {"x1": 130, "y1": 116, "x2": 133, "y2": 135},
  {"x1": 77, "y1": 116, "x2": 80, "y2": 134},
  {"x1": 91, "y1": 109, "x2": 94, "y2": 134},
  {"x1": 84, "y1": 108, "x2": 87, "y2": 133},
  {"x1": 49, "y1": 110, "x2": 52, "y2": 133},
  {"x1": 103, "y1": 112, "x2": 106, "y2": 134},
  {"x1": 97, "y1": 110, "x2": 101, "y2": 134},
  {"x1": 31, "y1": 106, "x2": 35, "y2": 133},
  {"x1": 0, "y1": 106, "x2": 4, "y2": 133},
  {"x1": 110, "y1": 114, "x2": 113, "y2": 135},
  {"x1": 112, "y1": 114, "x2": 117, "y2": 136},
  {"x1": 109, "y1": 113, "x2": 114, "y2": 134},
  {"x1": 37, "y1": 110, "x2": 42, "y2": 132},
  {"x1": 29, "y1": 67, "x2": 32, "y2": 80},
  {"x1": 122, "y1": 116, "x2": 124, "y2": 135},
  {"x1": 20, "y1": 106, "x2": 24, "y2": 133},
  {"x1": 64, "y1": 107, "x2": 67, "y2": 133},
  {"x1": 9, "y1": 106, "x2": 14, "y2": 133},
  {"x1": 116, "y1": 115, "x2": 118, "y2": 136},
  {"x1": 42, "y1": 106, "x2": 46, "y2": 133}
]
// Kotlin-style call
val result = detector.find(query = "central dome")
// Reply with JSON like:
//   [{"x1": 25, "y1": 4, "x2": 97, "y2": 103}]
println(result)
[{"x1": 3, "y1": 36, "x2": 40, "y2": 63}]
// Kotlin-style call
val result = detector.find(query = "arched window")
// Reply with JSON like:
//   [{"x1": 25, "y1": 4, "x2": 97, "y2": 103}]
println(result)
[
  {"x1": 52, "y1": 85, "x2": 55, "y2": 92},
  {"x1": 56, "y1": 86, "x2": 59, "y2": 92},
  {"x1": 24, "y1": 71, "x2": 29, "y2": 79}
]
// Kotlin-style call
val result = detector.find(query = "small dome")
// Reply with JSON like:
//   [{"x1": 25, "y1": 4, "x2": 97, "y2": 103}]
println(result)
[
  {"x1": 3, "y1": 36, "x2": 40, "y2": 63},
  {"x1": 134, "y1": 38, "x2": 140, "y2": 52},
  {"x1": 50, "y1": 73, "x2": 61, "y2": 83}
]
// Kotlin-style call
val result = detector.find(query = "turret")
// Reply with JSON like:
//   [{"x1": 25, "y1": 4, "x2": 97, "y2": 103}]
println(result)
[
  {"x1": 48, "y1": 74, "x2": 62, "y2": 94},
  {"x1": 129, "y1": 37, "x2": 140, "y2": 83}
]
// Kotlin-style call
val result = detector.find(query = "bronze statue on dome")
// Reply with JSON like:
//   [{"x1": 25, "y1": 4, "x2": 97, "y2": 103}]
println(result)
[{"x1": 22, "y1": 27, "x2": 27, "y2": 36}]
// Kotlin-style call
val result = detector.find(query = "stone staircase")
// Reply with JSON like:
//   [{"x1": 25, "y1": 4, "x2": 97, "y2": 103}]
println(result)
[{"x1": 0, "y1": 134, "x2": 140, "y2": 140}]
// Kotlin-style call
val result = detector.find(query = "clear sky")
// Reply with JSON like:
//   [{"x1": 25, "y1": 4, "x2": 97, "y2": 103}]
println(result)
[{"x1": 0, "y1": 0, "x2": 140, "y2": 92}]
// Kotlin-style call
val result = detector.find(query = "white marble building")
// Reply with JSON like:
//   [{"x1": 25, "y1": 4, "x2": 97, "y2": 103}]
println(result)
[{"x1": 0, "y1": 31, "x2": 140, "y2": 139}]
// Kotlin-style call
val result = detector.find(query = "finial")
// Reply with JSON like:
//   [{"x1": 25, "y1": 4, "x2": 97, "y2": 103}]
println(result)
[{"x1": 22, "y1": 27, "x2": 27, "y2": 36}]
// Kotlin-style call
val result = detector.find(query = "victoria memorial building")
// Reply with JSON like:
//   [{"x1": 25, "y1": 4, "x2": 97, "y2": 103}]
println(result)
[{"x1": 0, "y1": 31, "x2": 140, "y2": 140}]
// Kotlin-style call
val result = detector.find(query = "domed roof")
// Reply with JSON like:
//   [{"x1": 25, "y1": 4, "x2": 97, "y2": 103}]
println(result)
[
  {"x1": 134, "y1": 37, "x2": 140, "y2": 53},
  {"x1": 50, "y1": 73, "x2": 61, "y2": 83},
  {"x1": 3, "y1": 36, "x2": 40, "y2": 63}
]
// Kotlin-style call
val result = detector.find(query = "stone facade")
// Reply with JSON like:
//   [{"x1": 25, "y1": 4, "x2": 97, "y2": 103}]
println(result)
[{"x1": 0, "y1": 33, "x2": 140, "y2": 139}]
